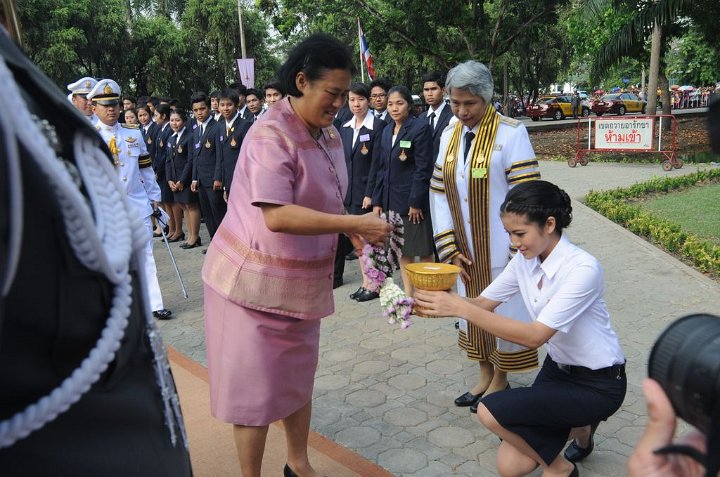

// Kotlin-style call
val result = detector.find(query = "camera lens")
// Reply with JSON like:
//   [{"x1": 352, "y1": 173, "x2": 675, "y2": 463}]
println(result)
[{"x1": 648, "y1": 313, "x2": 720, "y2": 435}]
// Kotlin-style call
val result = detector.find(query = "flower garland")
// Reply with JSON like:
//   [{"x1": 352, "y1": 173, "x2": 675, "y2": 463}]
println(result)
[{"x1": 359, "y1": 210, "x2": 413, "y2": 329}]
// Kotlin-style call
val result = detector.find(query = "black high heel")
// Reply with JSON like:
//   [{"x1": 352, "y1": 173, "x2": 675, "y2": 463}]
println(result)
[
  {"x1": 180, "y1": 238, "x2": 202, "y2": 249},
  {"x1": 564, "y1": 422, "x2": 599, "y2": 462},
  {"x1": 167, "y1": 233, "x2": 186, "y2": 243},
  {"x1": 283, "y1": 464, "x2": 299, "y2": 477}
]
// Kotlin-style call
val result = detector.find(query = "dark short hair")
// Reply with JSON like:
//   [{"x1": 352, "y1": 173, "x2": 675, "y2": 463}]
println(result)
[
  {"x1": 500, "y1": 180, "x2": 573, "y2": 233},
  {"x1": 263, "y1": 80, "x2": 284, "y2": 96},
  {"x1": 123, "y1": 96, "x2": 136, "y2": 104},
  {"x1": 229, "y1": 82, "x2": 247, "y2": 96},
  {"x1": 190, "y1": 92, "x2": 211, "y2": 108},
  {"x1": 278, "y1": 33, "x2": 356, "y2": 98},
  {"x1": 147, "y1": 96, "x2": 160, "y2": 107},
  {"x1": 369, "y1": 78, "x2": 392, "y2": 93},
  {"x1": 168, "y1": 98, "x2": 180, "y2": 108},
  {"x1": 209, "y1": 90, "x2": 219, "y2": 99},
  {"x1": 170, "y1": 108, "x2": 187, "y2": 120},
  {"x1": 155, "y1": 103, "x2": 172, "y2": 121},
  {"x1": 421, "y1": 71, "x2": 445, "y2": 88},
  {"x1": 349, "y1": 83, "x2": 370, "y2": 99},
  {"x1": 246, "y1": 88, "x2": 263, "y2": 100},
  {"x1": 137, "y1": 95, "x2": 150, "y2": 106},
  {"x1": 387, "y1": 85, "x2": 413, "y2": 106},
  {"x1": 218, "y1": 88, "x2": 240, "y2": 106}
]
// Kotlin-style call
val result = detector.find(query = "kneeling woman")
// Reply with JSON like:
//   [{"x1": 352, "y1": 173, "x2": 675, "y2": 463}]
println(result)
[{"x1": 415, "y1": 180, "x2": 626, "y2": 477}]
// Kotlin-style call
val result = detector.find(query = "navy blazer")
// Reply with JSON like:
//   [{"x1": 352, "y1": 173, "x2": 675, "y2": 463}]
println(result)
[
  {"x1": 428, "y1": 104, "x2": 454, "y2": 162},
  {"x1": 190, "y1": 118, "x2": 221, "y2": 186},
  {"x1": 141, "y1": 122, "x2": 159, "y2": 161},
  {"x1": 339, "y1": 115, "x2": 386, "y2": 213},
  {"x1": 166, "y1": 129, "x2": 192, "y2": 185},
  {"x1": 153, "y1": 123, "x2": 173, "y2": 181},
  {"x1": 216, "y1": 115, "x2": 252, "y2": 192},
  {"x1": 372, "y1": 115, "x2": 433, "y2": 215}
]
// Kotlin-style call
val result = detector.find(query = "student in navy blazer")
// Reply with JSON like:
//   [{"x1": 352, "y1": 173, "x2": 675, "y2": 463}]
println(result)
[
  {"x1": 422, "y1": 71, "x2": 455, "y2": 162},
  {"x1": 372, "y1": 85, "x2": 435, "y2": 297},
  {"x1": 189, "y1": 92, "x2": 225, "y2": 239},
  {"x1": 152, "y1": 104, "x2": 178, "y2": 239},
  {"x1": 333, "y1": 83, "x2": 387, "y2": 299},
  {"x1": 166, "y1": 109, "x2": 202, "y2": 249},
  {"x1": 215, "y1": 88, "x2": 252, "y2": 200}
]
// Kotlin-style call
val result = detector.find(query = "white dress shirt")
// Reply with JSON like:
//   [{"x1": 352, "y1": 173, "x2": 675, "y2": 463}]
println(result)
[
  {"x1": 343, "y1": 110, "x2": 375, "y2": 146},
  {"x1": 481, "y1": 234, "x2": 625, "y2": 370}
]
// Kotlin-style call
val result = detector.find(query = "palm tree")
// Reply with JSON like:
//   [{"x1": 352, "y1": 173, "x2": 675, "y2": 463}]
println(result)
[{"x1": 585, "y1": 0, "x2": 694, "y2": 115}]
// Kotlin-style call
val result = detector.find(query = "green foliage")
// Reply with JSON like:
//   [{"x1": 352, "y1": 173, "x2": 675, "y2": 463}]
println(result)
[
  {"x1": 665, "y1": 29, "x2": 720, "y2": 86},
  {"x1": 258, "y1": 0, "x2": 572, "y2": 95},
  {"x1": 17, "y1": 0, "x2": 278, "y2": 104},
  {"x1": 585, "y1": 169, "x2": 720, "y2": 276}
]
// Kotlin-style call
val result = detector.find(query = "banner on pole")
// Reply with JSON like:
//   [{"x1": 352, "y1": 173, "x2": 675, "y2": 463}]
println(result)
[{"x1": 237, "y1": 58, "x2": 255, "y2": 88}]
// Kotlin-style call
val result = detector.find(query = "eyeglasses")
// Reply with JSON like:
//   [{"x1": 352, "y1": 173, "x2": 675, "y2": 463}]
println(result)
[{"x1": 370, "y1": 93, "x2": 386, "y2": 99}]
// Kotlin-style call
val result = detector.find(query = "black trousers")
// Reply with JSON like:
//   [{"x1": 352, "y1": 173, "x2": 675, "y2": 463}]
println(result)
[
  {"x1": 197, "y1": 185, "x2": 226, "y2": 238},
  {"x1": 333, "y1": 233, "x2": 356, "y2": 283}
]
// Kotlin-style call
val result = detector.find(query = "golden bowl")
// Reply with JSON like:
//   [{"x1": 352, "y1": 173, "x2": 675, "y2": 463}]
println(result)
[{"x1": 405, "y1": 262, "x2": 461, "y2": 291}]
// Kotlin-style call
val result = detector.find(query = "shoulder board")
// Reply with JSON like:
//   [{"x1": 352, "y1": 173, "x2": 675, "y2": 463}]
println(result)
[
  {"x1": 121, "y1": 123, "x2": 139, "y2": 129},
  {"x1": 499, "y1": 116, "x2": 521, "y2": 128}
]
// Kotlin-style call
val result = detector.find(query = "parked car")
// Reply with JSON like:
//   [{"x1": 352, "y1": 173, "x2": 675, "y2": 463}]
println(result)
[
  {"x1": 591, "y1": 92, "x2": 646, "y2": 116},
  {"x1": 526, "y1": 95, "x2": 589, "y2": 121}
]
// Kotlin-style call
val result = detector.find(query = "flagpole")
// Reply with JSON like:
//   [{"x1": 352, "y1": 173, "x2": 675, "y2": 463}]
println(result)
[{"x1": 358, "y1": 18, "x2": 365, "y2": 83}]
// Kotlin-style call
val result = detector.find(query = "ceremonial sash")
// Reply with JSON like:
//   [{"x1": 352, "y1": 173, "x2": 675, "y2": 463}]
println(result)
[{"x1": 441, "y1": 106, "x2": 500, "y2": 297}]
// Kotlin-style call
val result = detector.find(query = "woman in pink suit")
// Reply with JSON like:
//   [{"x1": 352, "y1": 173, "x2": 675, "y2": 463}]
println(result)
[{"x1": 202, "y1": 34, "x2": 392, "y2": 477}]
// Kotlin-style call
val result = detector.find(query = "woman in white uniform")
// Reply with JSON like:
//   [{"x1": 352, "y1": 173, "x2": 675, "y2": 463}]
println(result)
[{"x1": 417, "y1": 180, "x2": 626, "y2": 477}]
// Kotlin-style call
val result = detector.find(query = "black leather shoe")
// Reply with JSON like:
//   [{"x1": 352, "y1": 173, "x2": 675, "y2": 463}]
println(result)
[
  {"x1": 283, "y1": 464, "x2": 299, "y2": 477},
  {"x1": 355, "y1": 289, "x2": 379, "y2": 302},
  {"x1": 471, "y1": 384, "x2": 511, "y2": 413},
  {"x1": 167, "y1": 233, "x2": 186, "y2": 243},
  {"x1": 564, "y1": 422, "x2": 598, "y2": 462},
  {"x1": 152, "y1": 309, "x2": 173, "y2": 320},
  {"x1": 454, "y1": 391, "x2": 482, "y2": 407},
  {"x1": 349, "y1": 287, "x2": 365, "y2": 299}
]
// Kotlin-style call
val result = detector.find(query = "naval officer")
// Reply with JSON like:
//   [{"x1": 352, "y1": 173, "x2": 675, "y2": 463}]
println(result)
[
  {"x1": 67, "y1": 76, "x2": 98, "y2": 124},
  {"x1": 87, "y1": 79, "x2": 173, "y2": 320}
]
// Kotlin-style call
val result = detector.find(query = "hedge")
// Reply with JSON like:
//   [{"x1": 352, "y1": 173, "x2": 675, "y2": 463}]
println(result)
[{"x1": 584, "y1": 168, "x2": 720, "y2": 276}]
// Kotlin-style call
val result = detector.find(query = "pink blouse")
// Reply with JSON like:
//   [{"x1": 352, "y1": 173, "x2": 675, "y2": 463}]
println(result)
[{"x1": 202, "y1": 98, "x2": 348, "y2": 319}]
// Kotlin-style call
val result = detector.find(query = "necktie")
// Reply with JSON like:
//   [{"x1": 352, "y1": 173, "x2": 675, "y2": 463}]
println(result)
[
  {"x1": 375, "y1": 111, "x2": 381, "y2": 118},
  {"x1": 463, "y1": 131, "x2": 475, "y2": 163},
  {"x1": 200, "y1": 124, "x2": 205, "y2": 137},
  {"x1": 429, "y1": 112, "x2": 436, "y2": 129}
]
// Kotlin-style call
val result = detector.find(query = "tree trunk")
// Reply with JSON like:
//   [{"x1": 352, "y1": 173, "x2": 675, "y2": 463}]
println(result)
[{"x1": 646, "y1": 22, "x2": 662, "y2": 115}]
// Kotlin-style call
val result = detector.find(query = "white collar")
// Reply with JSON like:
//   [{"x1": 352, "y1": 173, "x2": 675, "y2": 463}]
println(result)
[
  {"x1": 225, "y1": 112, "x2": 239, "y2": 126},
  {"x1": 343, "y1": 110, "x2": 375, "y2": 130},
  {"x1": 427, "y1": 101, "x2": 446, "y2": 116},
  {"x1": 538, "y1": 234, "x2": 571, "y2": 280}
]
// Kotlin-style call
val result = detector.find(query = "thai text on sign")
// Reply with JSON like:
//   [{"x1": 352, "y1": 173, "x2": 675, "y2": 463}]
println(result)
[{"x1": 594, "y1": 117, "x2": 654, "y2": 150}]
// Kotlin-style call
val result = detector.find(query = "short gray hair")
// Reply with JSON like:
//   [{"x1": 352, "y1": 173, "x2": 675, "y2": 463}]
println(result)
[{"x1": 445, "y1": 61, "x2": 494, "y2": 103}]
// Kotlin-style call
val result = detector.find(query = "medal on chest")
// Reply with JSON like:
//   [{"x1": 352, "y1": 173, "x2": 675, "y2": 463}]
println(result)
[
  {"x1": 230, "y1": 136, "x2": 237, "y2": 147},
  {"x1": 399, "y1": 149, "x2": 407, "y2": 161},
  {"x1": 205, "y1": 139, "x2": 211, "y2": 149},
  {"x1": 360, "y1": 143, "x2": 368, "y2": 155},
  {"x1": 178, "y1": 144, "x2": 183, "y2": 153},
  {"x1": 160, "y1": 140, "x2": 164, "y2": 148},
  {"x1": 147, "y1": 137, "x2": 152, "y2": 144}
]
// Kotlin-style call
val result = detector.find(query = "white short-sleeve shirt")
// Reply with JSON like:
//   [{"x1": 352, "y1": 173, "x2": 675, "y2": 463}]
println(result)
[{"x1": 481, "y1": 234, "x2": 625, "y2": 370}]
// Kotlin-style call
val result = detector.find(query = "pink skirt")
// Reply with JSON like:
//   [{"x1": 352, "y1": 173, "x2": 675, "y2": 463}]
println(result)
[{"x1": 204, "y1": 285, "x2": 321, "y2": 426}]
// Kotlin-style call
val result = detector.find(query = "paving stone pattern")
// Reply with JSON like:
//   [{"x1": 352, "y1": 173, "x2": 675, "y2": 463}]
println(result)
[{"x1": 154, "y1": 160, "x2": 720, "y2": 476}]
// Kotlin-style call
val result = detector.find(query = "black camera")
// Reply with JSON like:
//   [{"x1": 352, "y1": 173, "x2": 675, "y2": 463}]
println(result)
[{"x1": 648, "y1": 313, "x2": 720, "y2": 475}]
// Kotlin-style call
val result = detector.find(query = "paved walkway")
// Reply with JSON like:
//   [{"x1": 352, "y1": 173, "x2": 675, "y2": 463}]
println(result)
[{"x1": 154, "y1": 160, "x2": 720, "y2": 476}]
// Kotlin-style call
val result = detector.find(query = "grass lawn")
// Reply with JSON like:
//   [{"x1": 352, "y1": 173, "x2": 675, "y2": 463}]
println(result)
[{"x1": 639, "y1": 183, "x2": 720, "y2": 246}]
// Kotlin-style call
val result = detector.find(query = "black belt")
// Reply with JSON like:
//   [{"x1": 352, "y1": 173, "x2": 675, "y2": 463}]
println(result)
[{"x1": 550, "y1": 358, "x2": 625, "y2": 379}]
